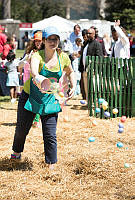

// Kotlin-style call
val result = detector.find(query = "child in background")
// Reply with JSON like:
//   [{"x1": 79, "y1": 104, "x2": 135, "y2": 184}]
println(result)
[
  {"x1": 19, "y1": 31, "x2": 43, "y2": 83},
  {"x1": 5, "y1": 50, "x2": 19, "y2": 103},
  {"x1": 18, "y1": 31, "x2": 43, "y2": 127},
  {"x1": 72, "y1": 38, "x2": 82, "y2": 96}
]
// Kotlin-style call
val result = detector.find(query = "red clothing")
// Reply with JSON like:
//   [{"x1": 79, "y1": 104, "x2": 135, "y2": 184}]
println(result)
[
  {"x1": 95, "y1": 36, "x2": 107, "y2": 56},
  {"x1": 0, "y1": 32, "x2": 7, "y2": 53},
  {"x1": 2, "y1": 44, "x2": 12, "y2": 60}
]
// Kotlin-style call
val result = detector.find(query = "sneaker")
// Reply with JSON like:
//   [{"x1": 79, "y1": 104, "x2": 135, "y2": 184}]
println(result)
[
  {"x1": 11, "y1": 98, "x2": 16, "y2": 104},
  {"x1": 10, "y1": 153, "x2": 21, "y2": 160}
]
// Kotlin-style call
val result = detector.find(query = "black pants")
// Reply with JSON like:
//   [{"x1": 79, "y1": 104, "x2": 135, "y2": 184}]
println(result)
[{"x1": 12, "y1": 90, "x2": 58, "y2": 164}]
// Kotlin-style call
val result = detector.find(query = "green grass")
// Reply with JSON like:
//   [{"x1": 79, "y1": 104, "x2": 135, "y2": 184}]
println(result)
[
  {"x1": 16, "y1": 49, "x2": 25, "y2": 58},
  {"x1": 0, "y1": 96, "x2": 10, "y2": 102}
]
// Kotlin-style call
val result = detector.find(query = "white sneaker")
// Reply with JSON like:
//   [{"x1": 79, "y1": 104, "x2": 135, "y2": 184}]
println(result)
[{"x1": 11, "y1": 98, "x2": 16, "y2": 103}]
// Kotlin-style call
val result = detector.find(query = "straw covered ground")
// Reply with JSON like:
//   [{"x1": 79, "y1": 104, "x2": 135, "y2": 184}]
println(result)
[{"x1": 0, "y1": 98, "x2": 134, "y2": 200}]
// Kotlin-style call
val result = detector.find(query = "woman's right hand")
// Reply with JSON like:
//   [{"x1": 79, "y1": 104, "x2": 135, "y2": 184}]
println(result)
[
  {"x1": 32, "y1": 74, "x2": 46, "y2": 89},
  {"x1": 66, "y1": 87, "x2": 75, "y2": 100}
]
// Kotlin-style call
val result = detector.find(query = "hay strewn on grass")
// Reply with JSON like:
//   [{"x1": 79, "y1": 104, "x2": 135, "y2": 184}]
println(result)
[{"x1": 0, "y1": 99, "x2": 134, "y2": 200}]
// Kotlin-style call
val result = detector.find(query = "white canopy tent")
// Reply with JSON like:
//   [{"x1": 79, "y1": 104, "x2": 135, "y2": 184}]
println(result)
[{"x1": 32, "y1": 15, "x2": 76, "y2": 41}]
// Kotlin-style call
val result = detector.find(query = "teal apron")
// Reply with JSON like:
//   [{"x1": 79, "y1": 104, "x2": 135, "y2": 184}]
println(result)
[{"x1": 24, "y1": 55, "x2": 62, "y2": 115}]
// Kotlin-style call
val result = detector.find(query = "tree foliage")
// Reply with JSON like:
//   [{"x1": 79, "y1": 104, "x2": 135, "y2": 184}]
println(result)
[
  {"x1": 11, "y1": 0, "x2": 41, "y2": 22},
  {"x1": 0, "y1": 0, "x2": 95, "y2": 22},
  {"x1": 105, "y1": 0, "x2": 135, "y2": 31},
  {"x1": 38, "y1": 0, "x2": 66, "y2": 19},
  {"x1": 63, "y1": 0, "x2": 93, "y2": 12},
  {"x1": 0, "y1": 0, "x2": 66, "y2": 22}
]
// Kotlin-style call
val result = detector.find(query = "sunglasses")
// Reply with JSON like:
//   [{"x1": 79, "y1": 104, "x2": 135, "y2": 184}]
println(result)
[
  {"x1": 87, "y1": 32, "x2": 93, "y2": 35},
  {"x1": 46, "y1": 38, "x2": 59, "y2": 43}
]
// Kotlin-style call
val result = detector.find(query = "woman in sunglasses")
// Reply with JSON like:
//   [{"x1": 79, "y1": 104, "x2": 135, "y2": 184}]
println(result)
[{"x1": 11, "y1": 26, "x2": 75, "y2": 170}]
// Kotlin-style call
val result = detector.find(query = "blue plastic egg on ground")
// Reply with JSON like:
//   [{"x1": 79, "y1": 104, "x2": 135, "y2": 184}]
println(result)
[
  {"x1": 119, "y1": 123, "x2": 124, "y2": 128},
  {"x1": 124, "y1": 163, "x2": 130, "y2": 168},
  {"x1": 95, "y1": 108, "x2": 100, "y2": 113},
  {"x1": 117, "y1": 142, "x2": 124, "y2": 148},
  {"x1": 80, "y1": 100, "x2": 86, "y2": 105},
  {"x1": 118, "y1": 128, "x2": 124, "y2": 133},
  {"x1": 98, "y1": 98, "x2": 105, "y2": 104},
  {"x1": 88, "y1": 137, "x2": 95, "y2": 142},
  {"x1": 104, "y1": 111, "x2": 110, "y2": 118}
]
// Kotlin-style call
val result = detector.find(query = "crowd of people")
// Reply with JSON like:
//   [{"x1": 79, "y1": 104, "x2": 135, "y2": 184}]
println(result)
[
  {"x1": 0, "y1": 20, "x2": 134, "y2": 169},
  {"x1": 62, "y1": 20, "x2": 132, "y2": 103},
  {"x1": 0, "y1": 20, "x2": 134, "y2": 103},
  {"x1": 0, "y1": 20, "x2": 134, "y2": 104}
]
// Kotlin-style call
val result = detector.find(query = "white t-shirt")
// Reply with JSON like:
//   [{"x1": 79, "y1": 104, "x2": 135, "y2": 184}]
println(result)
[{"x1": 83, "y1": 44, "x2": 88, "y2": 69}]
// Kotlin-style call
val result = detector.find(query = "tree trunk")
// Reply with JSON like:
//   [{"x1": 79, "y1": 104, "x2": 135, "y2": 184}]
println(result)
[
  {"x1": 95, "y1": 0, "x2": 101, "y2": 19},
  {"x1": 2, "y1": 0, "x2": 11, "y2": 19},
  {"x1": 66, "y1": 0, "x2": 70, "y2": 19}
]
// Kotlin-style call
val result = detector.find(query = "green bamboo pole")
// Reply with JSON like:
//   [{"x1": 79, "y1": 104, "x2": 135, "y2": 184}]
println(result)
[
  {"x1": 85, "y1": 55, "x2": 89, "y2": 67},
  {"x1": 87, "y1": 56, "x2": 90, "y2": 114},
  {"x1": 89, "y1": 56, "x2": 94, "y2": 116},
  {"x1": 127, "y1": 59, "x2": 132, "y2": 117},
  {"x1": 132, "y1": 58, "x2": 135, "y2": 117},
  {"x1": 109, "y1": 57, "x2": 114, "y2": 117},
  {"x1": 106, "y1": 57, "x2": 110, "y2": 106},
  {"x1": 98, "y1": 56, "x2": 103, "y2": 118},
  {"x1": 102, "y1": 57, "x2": 107, "y2": 118},
  {"x1": 98, "y1": 56, "x2": 103, "y2": 99},
  {"x1": 119, "y1": 58, "x2": 124, "y2": 117},
  {"x1": 114, "y1": 58, "x2": 118, "y2": 118},
  {"x1": 94, "y1": 56, "x2": 98, "y2": 117},
  {"x1": 123, "y1": 59, "x2": 127, "y2": 116}
]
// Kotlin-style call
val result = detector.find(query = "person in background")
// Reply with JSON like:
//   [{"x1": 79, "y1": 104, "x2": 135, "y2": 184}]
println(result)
[
  {"x1": 103, "y1": 33, "x2": 112, "y2": 56},
  {"x1": 2, "y1": 35, "x2": 16, "y2": 60},
  {"x1": 110, "y1": 20, "x2": 130, "y2": 93},
  {"x1": 20, "y1": 31, "x2": 43, "y2": 83},
  {"x1": 72, "y1": 38, "x2": 82, "y2": 96},
  {"x1": 22, "y1": 31, "x2": 30, "y2": 49},
  {"x1": 69, "y1": 24, "x2": 83, "y2": 46},
  {"x1": 62, "y1": 39, "x2": 72, "y2": 55},
  {"x1": 11, "y1": 26, "x2": 75, "y2": 170},
  {"x1": 91, "y1": 26, "x2": 107, "y2": 56},
  {"x1": 79, "y1": 29, "x2": 88, "y2": 100},
  {"x1": 82, "y1": 29, "x2": 88, "y2": 45},
  {"x1": 79, "y1": 27, "x2": 103, "y2": 103},
  {"x1": 110, "y1": 20, "x2": 130, "y2": 60},
  {"x1": 5, "y1": 50, "x2": 19, "y2": 103},
  {"x1": 0, "y1": 25, "x2": 7, "y2": 57},
  {"x1": 68, "y1": 24, "x2": 83, "y2": 63},
  {"x1": 12, "y1": 34, "x2": 18, "y2": 53},
  {"x1": 130, "y1": 37, "x2": 135, "y2": 57}
]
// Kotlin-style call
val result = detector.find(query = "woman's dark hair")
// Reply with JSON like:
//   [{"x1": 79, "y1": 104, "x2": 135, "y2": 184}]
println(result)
[
  {"x1": 6, "y1": 50, "x2": 15, "y2": 62},
  {"x1": 25, "y1": 40, "x2": 36, "y2": 54},
  {"x1": 74, "y1": 24, "x2": 81, "y2": 31},
  {"x1": 25, "y1": 39, "x2": 43, "y2": 53},
  {"x1": 75, "y1": 38, "x2": 82, "y2": 43},
  {"x1": 82, "y1": 29, "x2": 87, "y2": 36}
]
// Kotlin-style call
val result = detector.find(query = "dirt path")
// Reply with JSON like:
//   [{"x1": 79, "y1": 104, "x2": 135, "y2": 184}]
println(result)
[{"x1": 0, "y1": 99, "x2": 134, "y2": 200}]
